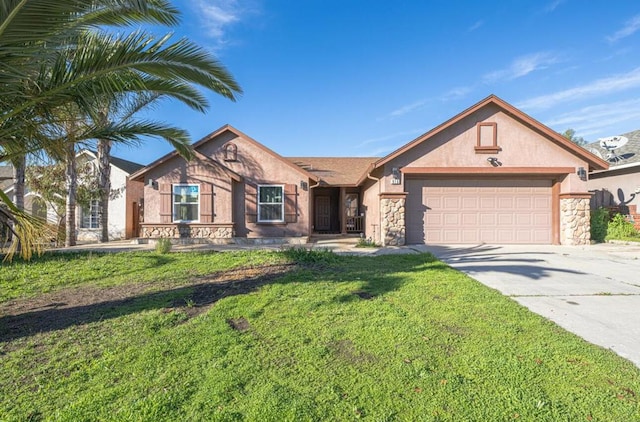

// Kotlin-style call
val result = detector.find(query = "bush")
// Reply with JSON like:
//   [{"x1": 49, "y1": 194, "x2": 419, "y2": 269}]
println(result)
[
  {"x1": 281, "y1": 246, "x2": 338, "y2": 265},
  {"x1": 355, "y1": 237, "x2": 380, "y2": 248},
  {"x1": 155, "y1": 238, "x2": 172, "y2": 254},
  {"x1": 607, "y1": 213, "x2": 639, "y2": 240},
  {"x1": 590, "y1": 207, "x2": 609, "y2": 243}
]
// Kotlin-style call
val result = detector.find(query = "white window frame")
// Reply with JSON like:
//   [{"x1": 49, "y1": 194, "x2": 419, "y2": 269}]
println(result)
[
  {"x1": 80, "y1": 199, "x2": 100, "y2": 229},
  {"x1": 172, "y1": 184, "x2": 200, "y2": 223},
  {"x1": 257, "y1": 185, "x2": 284, "y2": 223}
]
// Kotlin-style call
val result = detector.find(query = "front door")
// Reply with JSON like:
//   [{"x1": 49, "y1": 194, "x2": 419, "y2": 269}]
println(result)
[{"x1": 315, "y1": 196, "x2": 331, "y2": 232}]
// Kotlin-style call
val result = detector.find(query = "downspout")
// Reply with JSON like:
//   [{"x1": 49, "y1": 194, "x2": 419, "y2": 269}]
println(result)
[{"x1": 366, "y1": 172, "x2": 381, "y2": 245}]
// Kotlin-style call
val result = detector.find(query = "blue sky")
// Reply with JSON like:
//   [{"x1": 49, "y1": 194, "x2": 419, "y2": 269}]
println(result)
[{"x1": 114, "y1": 0, "x2": 640, "y2": 165}]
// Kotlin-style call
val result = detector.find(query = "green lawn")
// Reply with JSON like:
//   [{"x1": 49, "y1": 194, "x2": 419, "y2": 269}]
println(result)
[{"x1": 1, "y1": 250, "x2": 640, "y2": 421}]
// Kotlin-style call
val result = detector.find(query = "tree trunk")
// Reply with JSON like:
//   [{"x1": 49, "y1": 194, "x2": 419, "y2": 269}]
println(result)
[
  {"x1": 10, "y1": 154, "x2": 26, "y2": 249},
  {"x1": 12, "y1": 154, "x2": 26, "y2": 210},
  {"x1": 65, "y1": 142, "x2": 77, "y2": 247},
  {"x1": 97, "y1": 138, "x2": 111, "y2": 242}
]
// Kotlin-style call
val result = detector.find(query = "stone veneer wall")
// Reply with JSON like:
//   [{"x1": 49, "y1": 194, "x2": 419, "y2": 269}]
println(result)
[
  {"x1": 381, "y1": 198, "x2": 406, "y2": 246},
  {"x1": 560, "y1": 197, "x2": 590, "y2": 245},
  {"x1": 141, "y1": 225, "x2": 233, "y2": 239}
]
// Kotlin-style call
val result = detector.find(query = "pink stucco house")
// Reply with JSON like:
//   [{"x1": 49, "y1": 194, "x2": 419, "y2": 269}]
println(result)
[{"x1": 128, "y1": 95, "x2": 608, "y2": 246}]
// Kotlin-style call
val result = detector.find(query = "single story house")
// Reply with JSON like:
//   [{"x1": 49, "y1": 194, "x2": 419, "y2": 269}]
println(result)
[
  {"x1": 128, "y1": 95, "x2": 608, "y2": 246},
  {"x1": 586, "y1": 130, "x2": 640, "y2": 228}
]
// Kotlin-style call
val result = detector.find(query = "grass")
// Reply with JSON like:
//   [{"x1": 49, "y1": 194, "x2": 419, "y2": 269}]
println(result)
[
  {"x1": 2, "y1": 251, "x2": 640, "y2": 420},
  {"x1": 0, "y1": 250, "x2": 284, "y2": 302}
]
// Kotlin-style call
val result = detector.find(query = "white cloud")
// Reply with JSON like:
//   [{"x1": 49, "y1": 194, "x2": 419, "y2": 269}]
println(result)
[
  {"x1": 544, "y1": 99, "x2": 640, "y2": 137},
  {"x1": 441, "y1": 86, "x2": 474, "y2": 100},
  {"x1": 468, "y1": 20, "x2": 484, "y2": 32},
  {"x1": 517, "y1": 67, "x2": 640, "y2": 110},
  {"x1": 543, "y1": 0, "x2": 566, "y2": 13},
  {"x1": 191, "y1": 0, "x2": 251, "y2": 45},
  {"x1": 483, "y1": 52, "x2": 559, "y2": 83},
  {"x1": 388, "y1": 100, "x2": 428, "y2": 118},
  {"x1": 607, "y1": 14, "x2": 640, "y2": 43}
]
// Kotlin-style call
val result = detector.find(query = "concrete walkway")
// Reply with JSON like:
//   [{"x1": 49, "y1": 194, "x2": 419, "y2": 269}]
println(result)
[{"x1": 415, "y1": 243, "x2": 640, "y2": 367}]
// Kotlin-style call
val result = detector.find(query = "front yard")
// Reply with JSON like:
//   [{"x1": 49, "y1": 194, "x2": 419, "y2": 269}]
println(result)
[{"x1": 1, "y1": 250, "x2": 640, "y2": 420}]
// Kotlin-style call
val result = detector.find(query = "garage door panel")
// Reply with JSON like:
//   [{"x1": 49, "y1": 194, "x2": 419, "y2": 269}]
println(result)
[{"x1": 406, "y1": 178, "x2": 552, "y2": 244}]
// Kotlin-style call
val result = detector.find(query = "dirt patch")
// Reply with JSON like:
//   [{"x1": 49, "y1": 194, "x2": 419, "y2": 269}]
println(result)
[
  {"x1": 0, "y1": 263, "x2": 296, "y2": 343},
  {"x1": 328, "y1": 339, "x2": 376, "y2": 365},
  {"x1": 353, "y1": 290, "x2": 374, "y2": 300},
  {"x1": 227, "y1": 317, "x2": 251, "y2": 332}
]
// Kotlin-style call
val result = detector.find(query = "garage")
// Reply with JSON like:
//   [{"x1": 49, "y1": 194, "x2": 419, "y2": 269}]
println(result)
[{"x1": 405, "y1": 178, "x2": 553, "y2": 244}]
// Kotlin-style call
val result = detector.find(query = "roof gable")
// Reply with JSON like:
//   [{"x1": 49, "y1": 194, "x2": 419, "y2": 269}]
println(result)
[
  {"x1": 130, "y1": 125, "x2": 319, "y2": 182},
  {"x1": 371, "y1": 94, "x2": 609, "y2": 172},
  {"x1": 77, "y1": 149, "x2": 144, "y2": 175}
]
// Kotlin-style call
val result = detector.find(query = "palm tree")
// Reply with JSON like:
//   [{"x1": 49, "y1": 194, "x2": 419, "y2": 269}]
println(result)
[{"x1": 0, "y1": 0, "x2": 242, "y2": 256}]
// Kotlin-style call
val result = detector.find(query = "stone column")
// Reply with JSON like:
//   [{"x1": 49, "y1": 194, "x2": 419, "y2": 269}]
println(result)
[
  {"x1": 560, "y1": 194, "x2": 591, "y2": 245},
  {"x1": 380, "y1": 193, "x2": 406, "y2": 246}
]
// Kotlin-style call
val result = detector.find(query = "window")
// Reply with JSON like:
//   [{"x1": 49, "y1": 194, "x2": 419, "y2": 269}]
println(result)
[
  {"x1": 173, "y1": 184, "x2": 199, "y2": 222},
  {"x1": 80, "y1": 200, "x2": 100, "y2": 229},
  {"x1": 258, "y1": 185, "x2": 284, "y2": 222}
]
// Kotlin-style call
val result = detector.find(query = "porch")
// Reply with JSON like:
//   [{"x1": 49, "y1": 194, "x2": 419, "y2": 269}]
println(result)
[{"x1": 311, "y1": 187, "x2": 364, "y2": 235}]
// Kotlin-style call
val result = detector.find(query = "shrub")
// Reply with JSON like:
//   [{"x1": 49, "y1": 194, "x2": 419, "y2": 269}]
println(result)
[
  {"x1": 590, "y1": 207, "x2": 609, "y2": 243},
  {"x1": 607, "y1": 213, "x2": 639, "y2": 240},
  {"x1": 155, "y1": 237, "x2": 172, "y2": 254},
  {"x1": 356, "y1": 237, "x2": 380, "y2": 248},
  {"x1": 281, "y1": 246, "x2": 338, "y2": 265}
]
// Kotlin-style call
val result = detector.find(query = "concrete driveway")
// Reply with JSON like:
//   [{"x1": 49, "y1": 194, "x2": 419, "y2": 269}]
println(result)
[{"x1": 415, "y1": 243, "x2": 640, "y2": 367}]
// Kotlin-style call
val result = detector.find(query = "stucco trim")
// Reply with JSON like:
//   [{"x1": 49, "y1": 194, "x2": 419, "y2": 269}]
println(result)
[
  {"x1": 401, "y1": 167, "x2": 575, "y2": 175},
  {"x1": 379, "y1": 192, "x2": 408, "y2": 199},
  {"x1": 369, "y1": 95, "x2": 609, "y2": 173},
  {"x1": 559, "y1": 192, "x2": 593, "y2": 199},
  {"x1": 552, "y1": 180, "x2": 560, "y2": 245},
  {"x1": 140, "y1": 223, "x2": 234, "y2": 228}
]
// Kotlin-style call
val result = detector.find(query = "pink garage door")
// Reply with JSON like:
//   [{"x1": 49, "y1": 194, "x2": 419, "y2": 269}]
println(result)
[{"x1": 405, "y1": 178, "x2": 552, "y2": 244}]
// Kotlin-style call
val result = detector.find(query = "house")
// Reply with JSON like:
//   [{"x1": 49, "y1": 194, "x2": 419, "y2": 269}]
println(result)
[
  {"x1": 1, "y1": 151, "x2": 143, "y2": 241},
  {"x1": 586, "y1": 130, "x2": 640, "y2": 228},
  {"x1": 74, "y1": 150, "x2": 144, "y2": 241},
  {"x1": 128, "y1": 95, "x2": 608, "y2": 246}
]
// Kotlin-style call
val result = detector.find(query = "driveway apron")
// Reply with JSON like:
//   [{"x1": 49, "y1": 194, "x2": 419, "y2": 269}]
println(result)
[{"x1": 416, "y1": 243, "x2": 640, "y2": 367}]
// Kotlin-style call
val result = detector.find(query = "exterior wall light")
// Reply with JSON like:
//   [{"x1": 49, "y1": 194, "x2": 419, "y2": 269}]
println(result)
[
  {"x1": 391, "y1": 167, "x2": 401, "y2": 185},
  {"x1": 577, "y1": 167, "x2": 587, "y2": 181}
]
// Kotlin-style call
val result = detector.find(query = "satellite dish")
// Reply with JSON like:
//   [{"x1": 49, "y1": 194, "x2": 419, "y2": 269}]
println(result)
[
  {"x1": 599, "y1": 135, "x2": 628, "y2": 150},
  {"x1": 587, "y1": 147, "x2": 603, "y2": 159},
  {"x1": 598, "y1": 135, "x2": 629, "y2": 163}
]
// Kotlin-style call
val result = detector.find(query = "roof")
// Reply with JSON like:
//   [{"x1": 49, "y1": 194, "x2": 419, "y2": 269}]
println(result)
[
  {"x1": 79, "y1": 149, "x2": 144, "y2": 174},
  {"x1": 287, "y1": 157, "x2": 378, "y2": 186},
  {"x1": 370, "y1": 94, "x2": 609, "y2": 173},
  {"x1": 0, "y1": 165, "x2": 13, "y2": 191},
  {"x1": 130, "y1": 125, "x2": 320, "y2": 182},
  {"x1": 585, "y1": 129, "x2": 640, "y2": 171}
]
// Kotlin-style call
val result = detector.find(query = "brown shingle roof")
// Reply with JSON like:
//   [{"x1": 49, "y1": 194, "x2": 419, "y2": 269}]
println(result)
[{"x1": 287, "y1": 157, "x2": 378, "y2": 186}]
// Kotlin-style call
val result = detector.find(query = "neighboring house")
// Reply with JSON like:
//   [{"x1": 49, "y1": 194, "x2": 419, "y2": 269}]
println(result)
[
  {"x1": 586, "y1": 130, "x2": 640, "y2": 227},
  {"x1": 128, "y1": 95, "x2": 608, "y2": 246},
  {"x1": 75, "y1": 150, "x2": 144, "y2": 241},
  {"x1": 1, "y1": 152, "x2": 143, "y2": 242}
]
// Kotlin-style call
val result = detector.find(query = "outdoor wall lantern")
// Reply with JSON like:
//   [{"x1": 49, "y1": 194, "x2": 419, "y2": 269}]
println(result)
[
  {"x1": 147, "y1": 178, "x2": 158, "y2": 190},
  {"x1": 577, "y1": 167, "x2": 587, "y2": 181},
  {"x1": 391, "y1": 167, "x2": 401, "y2": 185},
  {"x1": 300, "y1": 180, "x2": 308, "y2": 191}
]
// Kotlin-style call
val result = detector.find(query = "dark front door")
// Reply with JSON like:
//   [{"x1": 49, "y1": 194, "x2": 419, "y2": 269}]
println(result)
[{"x1": 315, "y1": 196, "x2": 331, "y2": 232}]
